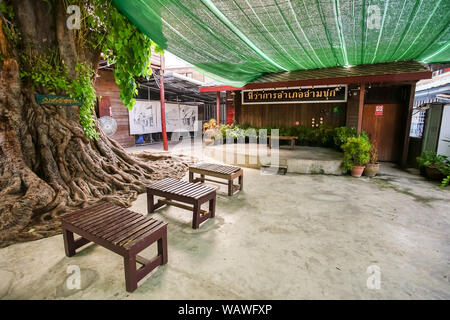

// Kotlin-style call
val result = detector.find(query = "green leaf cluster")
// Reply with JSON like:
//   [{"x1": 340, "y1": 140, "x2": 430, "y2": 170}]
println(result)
[
  {"x1": 341, "y1": 136, "x2": 371, "y2": 170},
  {"x1": 93, "y1": 1, "x2": 160, "y2": 110},
  {"x1": 417, "y1": 151, "x2": 450, "y2": 187}
]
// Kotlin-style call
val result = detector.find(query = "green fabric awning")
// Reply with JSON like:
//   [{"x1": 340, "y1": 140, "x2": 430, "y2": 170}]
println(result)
[{"x1": 112, "y1": 0, "x2": 450, "y2": 86}]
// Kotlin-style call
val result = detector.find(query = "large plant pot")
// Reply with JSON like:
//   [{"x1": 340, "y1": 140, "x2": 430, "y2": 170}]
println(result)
[
  {"x1": 364, "y1": 163, "x2": 380, "y2": 177},
  {"x1": 424, "y1": 165, "x2": 444, "y2": 181},
  {"x1": 351, "y1": 165, "x2": 365, "y2": 177}
]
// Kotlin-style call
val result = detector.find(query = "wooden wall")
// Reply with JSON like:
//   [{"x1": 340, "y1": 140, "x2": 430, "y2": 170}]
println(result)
[
  {"x1": 95, "y1": 70, "x2": 135, "y2": 147},
  {"x1": 361, "y1": 84, "x2": 412, "y2": 162},
  {"x1": 234, "y1": 91, "x2": 347, "y2": 128},
  {"x1": 346, "y1": 84, "x2": 360, "y2": 127}
]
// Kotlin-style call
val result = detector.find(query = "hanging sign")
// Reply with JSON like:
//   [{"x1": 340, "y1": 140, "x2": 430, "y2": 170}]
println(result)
[
  {"x1": 375, "y1": 105, "x2": 383, "y2": 115},
  {"x1": 35, "y1": 95, "x2": 81, "y2": 106},
  {"x1": 242, "y1": 85, "x2": 347, "y2": 105}
]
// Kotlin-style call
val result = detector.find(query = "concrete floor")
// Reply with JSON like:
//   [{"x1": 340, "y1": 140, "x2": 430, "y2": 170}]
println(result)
[{"x1": 0, "y1": 154, "x2": 449, "y2": 299}]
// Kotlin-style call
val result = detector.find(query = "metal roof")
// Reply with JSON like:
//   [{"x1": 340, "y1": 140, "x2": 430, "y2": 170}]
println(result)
[{"x1": 200, "y1": 60, "x2": 432, "y2": 92}]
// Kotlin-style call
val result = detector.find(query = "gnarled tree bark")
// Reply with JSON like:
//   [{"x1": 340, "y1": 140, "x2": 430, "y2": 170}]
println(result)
[{"x1": 0, "y1": 0, "x2": 188, "y2": 247}]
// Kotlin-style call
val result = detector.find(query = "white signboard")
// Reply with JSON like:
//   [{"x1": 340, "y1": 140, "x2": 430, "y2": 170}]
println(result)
[
  {"x1": 129, "y1": 100, "x2": 161, "y2": 134},
  {"x1": 165, "y1": 103, "x2": 198, "y2": 132},
  {"x1": 129, "y1": 100, "x2": 198, "y2": 134}
]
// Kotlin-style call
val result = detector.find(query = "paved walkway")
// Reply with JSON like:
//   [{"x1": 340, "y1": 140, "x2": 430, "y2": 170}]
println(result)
[{"x1": 1, "y1": 158, "x2": 449, "y2": 299}]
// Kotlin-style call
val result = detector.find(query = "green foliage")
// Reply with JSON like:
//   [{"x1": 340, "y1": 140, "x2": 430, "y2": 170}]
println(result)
[
  {"x1": 416, "y1": 151, "x2": 448, "y2": 167},
  {"x1": 0, "y1": 1, "x2": 20, "y2": 45},
  {"x1": 417, "y1": 151, "x2": 450, "y2": 187},
  {"x1": 341, "y1": 136, "x2": 371, "y2": 171},
  {"x1": 93, "y1": 1, "x2": 158, "y2": 110},
  {"x1": 69, "y1": 63, "x2": 98, "y2": 139},
  {"x1": 20, "y1": 54, "x2": 98, "y2": 138},
  {"x1": 440, "y1": 166, "x2": 450, "y2": 187},
  {"x1": 0, "y1": 2, "x2": 14, "y2": 18},
  {"x1": 16, "y1": 1, "x2": 162, "y2": 138},
  {"x1": 20, "y1": 53, "x2": 69, "y2": 92}
]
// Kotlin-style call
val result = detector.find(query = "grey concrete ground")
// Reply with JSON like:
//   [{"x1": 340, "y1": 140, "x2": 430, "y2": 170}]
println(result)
[{"x1": 0, "y1": 145, "x2": 449, "y2": 299}]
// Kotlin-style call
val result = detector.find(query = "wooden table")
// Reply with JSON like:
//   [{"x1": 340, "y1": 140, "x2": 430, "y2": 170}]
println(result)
[
  {"x1": 189, "y1": 163, "x2": 243, "y2": 196},
  {"x1": 147, "y1": 178, "x2": 216, "y2": 229},
  {"x1": 268, "y1": 136, "x2": 297, "y2": 150},
  {"x1": 61, "y1": 202, "x2": 168, "y2": 292}
]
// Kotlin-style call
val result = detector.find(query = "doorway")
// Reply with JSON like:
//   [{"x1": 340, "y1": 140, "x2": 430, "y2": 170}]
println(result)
[{"x1": 362, "y1": 103, "x2": 405, "y2": 161}]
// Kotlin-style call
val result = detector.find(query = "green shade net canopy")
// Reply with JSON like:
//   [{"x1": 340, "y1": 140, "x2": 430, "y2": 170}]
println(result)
[{"x1": 113, "y1": 0, "x2": 450, "y2": 86}]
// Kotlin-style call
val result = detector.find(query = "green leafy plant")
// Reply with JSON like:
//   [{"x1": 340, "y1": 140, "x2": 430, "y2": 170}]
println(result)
[
  {"x1": 341, "y1": 136, "x2": 371, "y2": 171},
  {"x1": 416, "y1": 151, "x2": 448, "y2": 168},
  {"x1": 417, "y1": 151, "x2": 450, "y2": 187},
  {"x1": 69, "y1": 63, "x2": 98, "y2": 139},
  {"x1": 440, "y1": 165, "x2": 450, "y2": 187}
]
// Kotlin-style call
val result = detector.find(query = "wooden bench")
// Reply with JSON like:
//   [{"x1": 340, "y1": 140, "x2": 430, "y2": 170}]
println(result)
[
  {"x1": 268, "y1": 136, "x2": 297, "y2": 150},
  {"x1": 61, "y1": 202, "x2": 168, "y2": 292},
  {"x1": 147, "y1": 178, "x2": 216, "y2": 229},
  {"x1": 189, "y1": 163, "x2": 243, "y2": 196}
]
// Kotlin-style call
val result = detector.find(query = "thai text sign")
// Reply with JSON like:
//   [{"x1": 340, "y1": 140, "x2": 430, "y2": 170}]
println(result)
[
  {"x1": 242, "y1": 85, "x2": 347, "y2": 104},
  {"x1": 375, "y1": 105, "x2": 383, "y2": 115},
  {"x1": 35, "y1": 95, "x2": 81, "y2": 106}
]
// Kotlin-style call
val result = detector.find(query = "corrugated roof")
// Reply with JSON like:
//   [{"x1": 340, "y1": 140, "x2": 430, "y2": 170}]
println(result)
[
  {"x1": 200, "y1": 60, "x2": 431, "y2": 92},
  {"x1": 251, "y1": 60, "x2": 429, "y2": 84}
]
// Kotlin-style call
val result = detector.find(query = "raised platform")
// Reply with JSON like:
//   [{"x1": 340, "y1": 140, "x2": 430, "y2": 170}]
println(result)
[{"x1": 203, "y1": 144, "x2": 345, "y2": 175}]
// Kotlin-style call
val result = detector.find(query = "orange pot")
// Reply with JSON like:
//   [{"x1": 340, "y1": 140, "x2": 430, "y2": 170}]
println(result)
[{"x1": 351, "y1": 165, "x2": 365, "y2": 177}]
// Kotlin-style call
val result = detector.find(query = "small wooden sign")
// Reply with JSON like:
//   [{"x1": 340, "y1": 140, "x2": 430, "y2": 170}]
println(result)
[
  {"x1": 375, "y1": 105, "x2": 383, "y2": 115},
  {"x1": 35, "y1": 94, "x2": 81, "y2": 106}
]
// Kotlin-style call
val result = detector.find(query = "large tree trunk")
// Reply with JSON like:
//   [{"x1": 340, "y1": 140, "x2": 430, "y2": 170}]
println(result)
[{"x1": 0, "y1": 1, "x2": 188, "y2": 247}]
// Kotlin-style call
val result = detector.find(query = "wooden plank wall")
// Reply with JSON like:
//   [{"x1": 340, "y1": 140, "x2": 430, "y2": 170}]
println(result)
[
  {"x1": 95, "y1": 70, "x2": 135, "y2": 147},
  {"x1": 346, "y1": 84, "x2": 360, "y2": 127},
  {"x1": 234, "y1": 91, "x2": 347, "y2": 128}
]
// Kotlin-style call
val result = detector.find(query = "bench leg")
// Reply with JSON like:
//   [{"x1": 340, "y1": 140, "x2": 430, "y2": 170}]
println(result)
[
  {"x1": 124, "y1": 254, "x2": 138, "y2": 292},
  {"x1": 158, "y1": 227, "x2": 168, "y2": 265},
  {"x1": 147, "y1": 192, "x2": 155, "y2": 213},
  {"x1": 192, "y1": 202, "x2": 200, "y2": 229},
  {"x1": 189, "y1": 171, "x2": 194, "y2": 182},
  {"x1": 239, "y1": 174, "x2": 243, "y2": 192},
  {"x1": 63, "y1": 228, "x2": 76, "y2": 257},
  {"x1": 200, "y1": 174, "x2": 205, "y2": 183},
  {"x1": 209, "y1": 197, "x2": 216, "y2": 218},
  {"x1": 228, "y1": 179, "x2": 233, "y2": 196}
]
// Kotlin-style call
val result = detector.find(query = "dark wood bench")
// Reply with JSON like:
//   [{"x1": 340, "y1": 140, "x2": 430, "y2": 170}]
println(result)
[
  {"x1": 268, "y1": 136, "x2": 297, "y2": 150},
  {"x1": 147, "y1": 178, "x2": 216, "y2": 229},
  {"x1": 189, "y1": 163, "x2": 243, "y2": 196},
  {"x1": 61, "y1": 201, "x2": 168, "y2": 292}
]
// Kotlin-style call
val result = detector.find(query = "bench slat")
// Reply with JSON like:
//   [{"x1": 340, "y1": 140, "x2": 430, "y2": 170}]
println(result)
[
  {"x1": 110, "y1": 219, "x2": 161, "y2": 245},
  {"x1": 63, "y1": 202, "x2": 110, "y2": 222},
  {"x1": 72, "y1": 206, "x2": 125, "y2": 229},
  {"x1": 123, "y1": 221, "x2": 165, "y2": 249},
  {"x1": 85, "y1": 208, "x2": 135, "y2": 234},
  {"x1": 97, "y1": 215, "x2": 147, "y2": 239}
]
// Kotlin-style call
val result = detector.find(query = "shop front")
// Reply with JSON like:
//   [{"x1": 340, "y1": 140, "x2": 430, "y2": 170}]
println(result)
[{"x1": 200, "y1": 61, "x2": 431, "y2": 165}]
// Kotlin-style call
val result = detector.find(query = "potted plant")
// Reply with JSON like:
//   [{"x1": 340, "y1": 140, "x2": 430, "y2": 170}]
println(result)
[
  {"x1": 341, "y1": 136, "x2": 371, "y2": 177},
  {"x1": 364, "y1": 141, "x2": 380, "y2": 177},
  {"x1": 416, "y1": 151, "x2": 448, "y2": 181}
]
